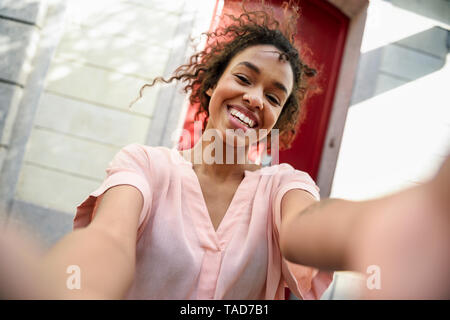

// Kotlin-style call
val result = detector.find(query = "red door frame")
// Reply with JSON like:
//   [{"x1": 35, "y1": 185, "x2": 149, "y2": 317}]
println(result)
[{"x1": 274, "y1": 0, "x2": 349, "y2": 181}]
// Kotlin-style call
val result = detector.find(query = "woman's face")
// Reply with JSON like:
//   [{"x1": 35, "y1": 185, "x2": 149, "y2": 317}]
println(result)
[{"x1": 205, "y1": 44, "x2": 294, "y2": 147}]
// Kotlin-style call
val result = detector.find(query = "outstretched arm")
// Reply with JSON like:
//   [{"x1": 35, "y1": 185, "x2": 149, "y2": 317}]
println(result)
[
  {"x1": 280, "y1": 156, "x2": 450, "y2": 299},
  {"x1": 0, "y1": 185, "x2": 143, "y2": 299},
  {"x1": 280, "y1": 191, "x2": 380, "y2": 271}
]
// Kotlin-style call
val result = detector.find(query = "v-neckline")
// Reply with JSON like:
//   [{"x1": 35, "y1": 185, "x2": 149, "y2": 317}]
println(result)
[
  {"x1": 175, "y1": 149, "x2": 260, "y2": 241},
  {"x1": 194, "y1": 169, "x2": 247, "y2": 233}
]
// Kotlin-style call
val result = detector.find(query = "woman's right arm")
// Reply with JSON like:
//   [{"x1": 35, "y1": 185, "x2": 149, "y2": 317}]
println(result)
[{"x1": 36, "y1": 184, "x2": 143, "y2": 299}]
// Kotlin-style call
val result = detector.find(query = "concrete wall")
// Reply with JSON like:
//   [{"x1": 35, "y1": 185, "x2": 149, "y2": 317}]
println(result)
[
  {"x1": 16, "y1": 0, "x2": 183, "y2": 216},
  {"x1": 0, "y1": 0, "x2": 46, "y2": 178},
  {"x1": 0, "y1": 0, "x2": 53, "y2": 219},
  {"x1": 0, "y1": 0, "x2": 70, "y2": 244},
  {"x1": 1, "y1": 0, "x2": 216, "y2": 246},
  {"x1": 333, "y1": 0, "x2": 449, "y2": 199}
]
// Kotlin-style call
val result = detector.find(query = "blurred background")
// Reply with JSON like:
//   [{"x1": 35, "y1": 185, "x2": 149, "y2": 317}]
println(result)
[{"x1": 0, "y1": 0, "x2": 449, "y2": 299}]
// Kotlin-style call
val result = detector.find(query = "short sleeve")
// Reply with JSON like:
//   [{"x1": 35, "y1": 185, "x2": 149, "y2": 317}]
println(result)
[
  {"x1": 74, "y1": 143, "x2": 152, "y2": 238},
  {"x1": 272, "y1": 169, "x2": 334, "y2": 300}
]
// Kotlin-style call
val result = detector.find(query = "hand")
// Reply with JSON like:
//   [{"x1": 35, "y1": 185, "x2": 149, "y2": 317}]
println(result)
[{"x1": 347, "y1": 155, "x2": 450, "y2": 299}]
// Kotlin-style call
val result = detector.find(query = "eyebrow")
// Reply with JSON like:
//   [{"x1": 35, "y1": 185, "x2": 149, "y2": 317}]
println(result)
[{"x1": 236, "y1": 61, "x2": 288, "y2": 94}]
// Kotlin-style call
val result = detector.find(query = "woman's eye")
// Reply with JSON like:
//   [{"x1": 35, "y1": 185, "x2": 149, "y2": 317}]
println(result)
[
  {"x1": 235, "y1": 74, "x2": 251, "y2": 84},
  {"x1": 266, "y1": 94, "x2": 280, "y2": 105}
]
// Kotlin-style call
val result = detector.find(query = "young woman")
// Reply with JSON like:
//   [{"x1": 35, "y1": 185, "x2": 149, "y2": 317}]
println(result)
[{"x1": 70, "y1": 5, "x2": 334, "y2": 300}]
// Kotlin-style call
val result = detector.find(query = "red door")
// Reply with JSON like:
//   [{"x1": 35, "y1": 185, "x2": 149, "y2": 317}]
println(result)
[{"x1": 179, "y1": 0, "x2": 348, "y2": 182}]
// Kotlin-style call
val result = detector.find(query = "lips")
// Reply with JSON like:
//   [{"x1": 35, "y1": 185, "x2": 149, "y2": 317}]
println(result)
[{"x1": 227, "y1": 104, "x2": 260, "y2": 128}]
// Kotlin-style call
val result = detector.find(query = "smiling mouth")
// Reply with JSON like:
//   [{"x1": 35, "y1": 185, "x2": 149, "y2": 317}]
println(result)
[{"x1": 227, "y1": 105, "x2": 259, "y2": 129}]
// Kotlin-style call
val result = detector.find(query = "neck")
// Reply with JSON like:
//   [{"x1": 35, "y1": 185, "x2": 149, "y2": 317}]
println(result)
[{"x1": 185, "y1": 130, "x2": 261, "y2": 182}]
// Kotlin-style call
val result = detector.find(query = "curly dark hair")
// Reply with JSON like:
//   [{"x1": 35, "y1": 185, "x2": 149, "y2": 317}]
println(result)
[{"x1": 131, "y1": 1, "x2": 318, "y2": 151}]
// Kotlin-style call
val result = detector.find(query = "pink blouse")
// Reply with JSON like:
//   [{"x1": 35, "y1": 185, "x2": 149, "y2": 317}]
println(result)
[{"x1": 74, "y1": 143, "x2": 333, "y2": 299}]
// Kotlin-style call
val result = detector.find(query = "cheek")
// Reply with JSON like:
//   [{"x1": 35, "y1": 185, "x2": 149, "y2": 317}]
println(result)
[
  {"x1": 264, "y1": 107, "x2": 282, "y2": 128},
  {"x1": 209, "y1": 84, "x2": 239, "y2": 114},
  {"x1": 209, "y1": 97, "x2": 225, "y2": 121}
]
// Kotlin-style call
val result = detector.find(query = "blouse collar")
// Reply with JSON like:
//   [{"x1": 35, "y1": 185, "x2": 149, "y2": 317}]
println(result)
[{"x1": 170, "y1": 147, "x2": 266, "y2": 177}]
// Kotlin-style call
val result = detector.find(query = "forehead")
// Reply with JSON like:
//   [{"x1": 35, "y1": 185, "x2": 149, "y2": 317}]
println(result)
[{"x1": 227, "y1": 44, "x2": 294, "y2": 90}]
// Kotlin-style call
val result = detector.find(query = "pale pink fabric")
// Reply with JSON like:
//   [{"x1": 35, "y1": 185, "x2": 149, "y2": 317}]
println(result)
[{"x1": 74, "y1": 143, "x2": 333, "y2": 300}]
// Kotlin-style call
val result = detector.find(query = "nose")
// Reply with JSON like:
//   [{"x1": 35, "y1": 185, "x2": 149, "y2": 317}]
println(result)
[{"x1": 243, "y1": 90, "x2": 263, "y2": 110}]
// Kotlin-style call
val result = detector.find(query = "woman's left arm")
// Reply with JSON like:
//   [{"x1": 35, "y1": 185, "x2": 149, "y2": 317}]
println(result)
[
  {"x1": 280, "y1": 156, "x2": 450, "y2": 298},
  {"x1": 279, "y1": 190, "x2": 377, "y2": 271}
]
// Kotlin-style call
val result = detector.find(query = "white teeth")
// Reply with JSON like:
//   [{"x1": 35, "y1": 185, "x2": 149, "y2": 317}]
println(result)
[{"x1": 229, "y1": 107, "x2": 256, "y2": 128}]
